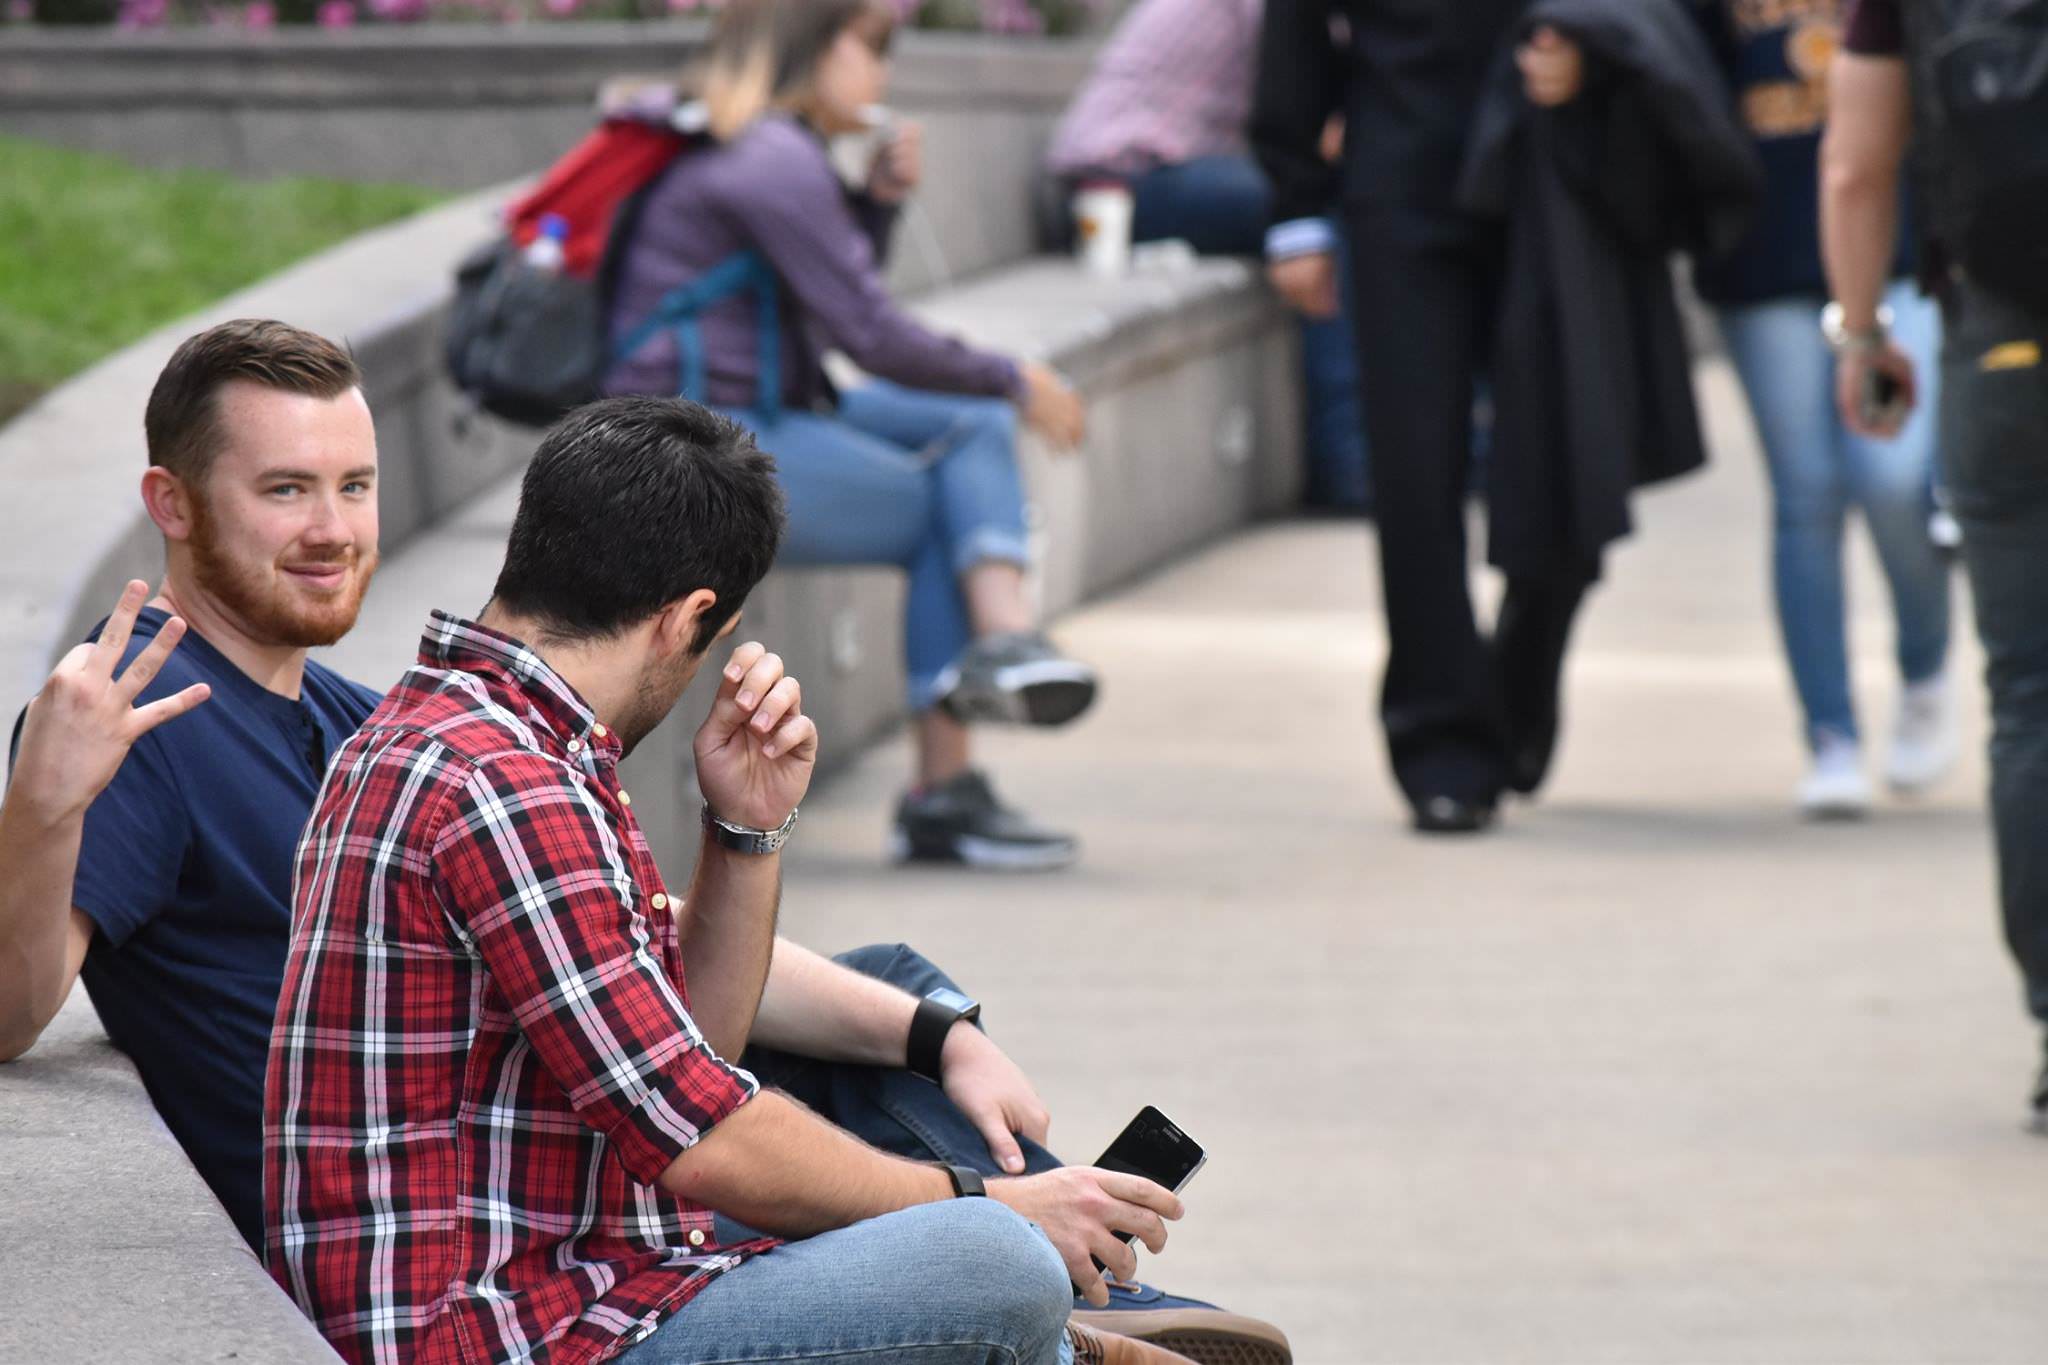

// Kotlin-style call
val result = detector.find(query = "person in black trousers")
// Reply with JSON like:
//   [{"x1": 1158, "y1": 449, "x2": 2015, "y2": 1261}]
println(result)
[{"x1": 1251, "y1": 1, "x2": 1603, "y2": 834}]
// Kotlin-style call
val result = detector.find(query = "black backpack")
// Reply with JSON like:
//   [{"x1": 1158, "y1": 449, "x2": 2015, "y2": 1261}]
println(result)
[{"x1": 1909, "y1": 0, "x2": 2048, "y2": 310}]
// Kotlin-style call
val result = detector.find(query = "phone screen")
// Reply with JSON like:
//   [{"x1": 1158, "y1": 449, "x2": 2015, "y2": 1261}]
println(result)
[{"x1": 1092, "y1": 1105, "x2": 1206, "y2": 1250}]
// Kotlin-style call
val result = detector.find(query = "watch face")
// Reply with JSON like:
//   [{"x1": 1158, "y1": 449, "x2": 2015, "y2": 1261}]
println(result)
[{"x1": 927, "y1": 987, "x2": 980, "y2": 1019}]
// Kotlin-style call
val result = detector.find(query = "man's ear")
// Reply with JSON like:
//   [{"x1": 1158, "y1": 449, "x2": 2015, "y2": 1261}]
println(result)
[
  {"x1": 141, "y1": 467, "x2": 197, "y2": 543},
  {"x1": 653, "y1": 588, "x2": 720, "y2": 659}
]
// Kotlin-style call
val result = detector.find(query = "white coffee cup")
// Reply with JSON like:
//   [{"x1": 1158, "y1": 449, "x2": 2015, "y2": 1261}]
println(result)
[{"x1": 1072, "y1": 180, "x2": 1134, "y2": 278}]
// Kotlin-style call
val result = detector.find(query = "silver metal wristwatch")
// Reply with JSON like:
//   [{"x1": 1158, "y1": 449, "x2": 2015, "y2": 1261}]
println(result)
[
  {"x1": 701, "y1": 802, "x2": 799, "y2": 855},
  {"x1": 1820, "y1": 300, "x2": 1894, "y2": 355}
]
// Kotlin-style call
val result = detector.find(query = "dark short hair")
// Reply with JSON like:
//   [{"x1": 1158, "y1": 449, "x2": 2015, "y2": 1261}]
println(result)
[
  {"x1": 144, "y1": 319, "x2": 362, "y2": 485},
  {"x1": 492, "y1": 397, "x2": 786, "y2": 651}
]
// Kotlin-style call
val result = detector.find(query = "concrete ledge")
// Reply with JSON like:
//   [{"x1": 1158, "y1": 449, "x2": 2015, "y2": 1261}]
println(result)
[{"x1": 0, "y1": 994, "x2": 341, "y2": 1362}]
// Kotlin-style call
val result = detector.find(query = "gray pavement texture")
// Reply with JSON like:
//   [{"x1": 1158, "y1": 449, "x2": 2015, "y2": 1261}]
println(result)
[{"x1": 767, "y1": 356, "x2": 2048, "y2": 1364}]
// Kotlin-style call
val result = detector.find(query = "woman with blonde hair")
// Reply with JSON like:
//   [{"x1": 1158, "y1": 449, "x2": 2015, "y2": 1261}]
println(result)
[{"x1": 606, "y1": 0, "x2": 1095, "y2": 870}]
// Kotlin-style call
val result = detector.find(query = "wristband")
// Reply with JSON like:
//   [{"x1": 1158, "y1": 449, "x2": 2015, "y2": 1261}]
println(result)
[
  {"x1": 700, "y1": 802, "x2": 798, "y2": 855},
  {"x1": 907, "y1": 991, "x2": 979, "y2": 1084},
  {"x1": 1821, "y1": 300, "x2": 1894, "y2": 356},
  {"x1": 943, "y1": 1163, "x2": 986, "y2": 1198}
]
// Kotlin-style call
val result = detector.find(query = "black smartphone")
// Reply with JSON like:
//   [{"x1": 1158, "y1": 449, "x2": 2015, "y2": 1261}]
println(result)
[
  {"x1": 1860, "y1": 364, "x2": 1910, "y2": 430},
  {"x1": 1088, "y1": 1106, "x2": 1206, "y2": 1270}
]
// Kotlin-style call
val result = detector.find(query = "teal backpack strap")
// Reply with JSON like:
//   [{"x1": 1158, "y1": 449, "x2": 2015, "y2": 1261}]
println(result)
[
  {"x1": 612, "y1": 249, "x2": 780, "y2": 414},
  {"x1": 749, "y1": 252, "x2": 781, "y2": 423}
]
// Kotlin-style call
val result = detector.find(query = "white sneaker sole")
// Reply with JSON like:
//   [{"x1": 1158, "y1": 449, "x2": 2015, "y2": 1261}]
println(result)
[
  {"x1": 1886, "y1": 745, "x2": 1959, "y2": 795},
  {"x1": 889, "y1": 828, "x2": 1077, "y2": 871},
  {"x1": 938, "y1": 660, "x2": 1098, "y2": 727}
]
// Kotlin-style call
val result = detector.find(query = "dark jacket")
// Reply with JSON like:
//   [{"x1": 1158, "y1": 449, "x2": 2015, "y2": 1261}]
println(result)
[
  {"x1": 605, "y1": 111, "x2": 1019, "y2": 411},
  {"x1": 1251, "y1": 0, "x2": 1532, "y2": 223},
  {"x1": 1457, "y1": 0, "x2": 1762, "y2": 579}
]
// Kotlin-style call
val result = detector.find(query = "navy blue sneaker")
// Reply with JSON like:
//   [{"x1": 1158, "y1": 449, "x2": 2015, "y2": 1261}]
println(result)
[{"x1": 1069, "y1": 1278, "x2": 1292, "y2": 1365}]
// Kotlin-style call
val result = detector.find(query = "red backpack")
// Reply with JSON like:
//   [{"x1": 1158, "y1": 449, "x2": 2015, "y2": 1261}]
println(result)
[{"x1": 502, "y1": 117, "x2": 690, "y2": 279}]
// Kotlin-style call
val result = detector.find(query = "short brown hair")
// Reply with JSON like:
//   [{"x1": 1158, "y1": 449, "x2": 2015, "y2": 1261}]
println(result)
[{"x1": 144, "y1": 319, "x2": 361, "y2": 485}]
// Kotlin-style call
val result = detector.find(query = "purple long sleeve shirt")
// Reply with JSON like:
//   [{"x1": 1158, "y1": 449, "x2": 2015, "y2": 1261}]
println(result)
[{"x1": 604, "y1": 112, "x2": 1021, "y2": 411}]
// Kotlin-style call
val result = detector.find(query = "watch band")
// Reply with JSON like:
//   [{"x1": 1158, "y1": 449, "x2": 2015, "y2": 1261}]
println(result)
[
  {"x1": 943, "y1": 1164, "x2": 987, "y2": 1198},
  {"x1": 1820, "y1": 300, "x2": 1894, "y2": 355},
  {"x1": 700, "y1": 802, "x2": 798, "y2": 855},
  {"x1": 907, "y1": 994, "x2": 969, "y2": 1084}
]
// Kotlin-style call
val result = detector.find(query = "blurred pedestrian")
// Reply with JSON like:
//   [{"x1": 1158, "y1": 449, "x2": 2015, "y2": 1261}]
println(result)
[
  {"x1": 1694, "y1": 0, "x2": 1953, "y2": 819},
  {"x1": 1253, "y1": 0, "x2": 1758, "y2": 833},
  {"x1": 1045, "y1": 0, "x2": 1369, "y2": 512},
  {"x1": 1822, "y1": 0, "x2": 2048, "y2": 1126},
  {"x1": 605, "y1": 0, "x2": 1098, "y2": 870}
]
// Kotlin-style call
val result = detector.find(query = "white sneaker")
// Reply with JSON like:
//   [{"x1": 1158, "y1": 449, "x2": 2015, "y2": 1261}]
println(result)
[
  {"x1": 1799, "y1": 732, "x2": 1872, "y2": 820},
  {"x1": 1887, "y1": 671, "x2": 1959, "y2": 794}
]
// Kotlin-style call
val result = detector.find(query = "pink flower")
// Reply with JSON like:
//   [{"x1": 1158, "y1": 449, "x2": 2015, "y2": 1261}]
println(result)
[
  {"x1": 243, "y1": 0, "x2": 277, "y2": 26},
  {"x1": 542, "y1": 0, "x2": 579, "y2": 16},
  {"x1": 4, "y1": 0, "x2": 33, "y2": 20},
  {"x1": 116, "y1": 0, "x2": 170, "y2": 28},
  {"x1": 366, "y1": 0, "x2": 426, "y2": 19},
  {"x1": 316, "y1": 0, "x2": 355, "y2": 23}
]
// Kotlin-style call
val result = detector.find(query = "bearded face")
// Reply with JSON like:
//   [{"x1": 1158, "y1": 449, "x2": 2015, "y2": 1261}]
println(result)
[
  {"x1": 175, "y1": 381, "x2": 382, "y2": 650},
  {"x1": 188, "y1": 484, "x2": 378, "y2": 647}
]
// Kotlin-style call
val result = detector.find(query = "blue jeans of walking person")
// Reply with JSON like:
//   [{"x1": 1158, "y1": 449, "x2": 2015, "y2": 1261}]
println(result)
[
  {"x1": 1716, "y1": 280, "x2": 1951, "y2": 749},
  {"x1": 616, "y1": 1195, "x2": 1075, "y2": 1365},
  {"x1": 715, "y1": 382, "x2": 1031, "y2": 713},
  {"x1": 1126, "y1": 154, "x2": 1370, "y2": 510}
]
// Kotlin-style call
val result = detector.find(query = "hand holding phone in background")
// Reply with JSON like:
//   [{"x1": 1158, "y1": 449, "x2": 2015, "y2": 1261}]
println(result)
[{"x1": 1838, "y1": 339, "x2": 1918, "y2": 438}]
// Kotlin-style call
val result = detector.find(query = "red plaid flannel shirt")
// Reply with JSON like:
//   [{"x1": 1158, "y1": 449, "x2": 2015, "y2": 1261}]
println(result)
[{"x1": 265, "y1": 612, "x2": 774, "y2": 1365}]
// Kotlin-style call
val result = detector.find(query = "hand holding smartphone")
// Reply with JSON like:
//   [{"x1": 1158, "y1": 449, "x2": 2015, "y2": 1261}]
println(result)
[{"x1": 1088, "y1": 1106, "x2": 1205, "y2": 1275}]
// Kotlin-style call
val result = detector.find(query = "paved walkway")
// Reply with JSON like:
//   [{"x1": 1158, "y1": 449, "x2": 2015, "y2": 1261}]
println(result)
[{"x1": 772, "y1": 356, "x2": 2048, "y2": 1363}]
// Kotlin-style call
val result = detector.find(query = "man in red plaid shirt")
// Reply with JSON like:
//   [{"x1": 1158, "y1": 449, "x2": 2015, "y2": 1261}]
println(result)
[{"x1": 264, "y1": 397, "x2": 1196, "y2": 1365}]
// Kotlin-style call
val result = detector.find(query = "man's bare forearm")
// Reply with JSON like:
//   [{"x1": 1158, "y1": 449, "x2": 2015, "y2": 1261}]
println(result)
[
  {"x1": 748, "y1": 938, "x2": 921, "y2": 1065},
  {"x1": 0, "y1": 795, "x2": 88, "y2": 1060},
  {"x1": 673, "y1": 833, "x2": 780, "y2": 1062},
  {"x1": 658, "y1": 1089, "x2": 951, "y2": 1236},
  {"x1": 1821, "y1": 53, "x2": 1912, "y2": 329}
]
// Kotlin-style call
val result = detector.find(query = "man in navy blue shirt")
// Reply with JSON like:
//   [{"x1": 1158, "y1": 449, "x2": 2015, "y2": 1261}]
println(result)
[{"x1": 0, "y1": 319, "x2": 383, "y2": 1249}]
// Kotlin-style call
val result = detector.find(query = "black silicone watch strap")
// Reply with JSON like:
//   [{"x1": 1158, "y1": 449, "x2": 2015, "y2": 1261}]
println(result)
[
  {"x1": 944, "y1": 1164, "x2": 987, "y2": 1198},
  {"x1": 907, "y1": 995, "x2": 964, "y2": 1084}
]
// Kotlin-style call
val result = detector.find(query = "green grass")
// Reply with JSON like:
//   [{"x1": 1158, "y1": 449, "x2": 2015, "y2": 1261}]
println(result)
[{"x1": 0, "y1": 135, "x2": 445, "y2": 422}]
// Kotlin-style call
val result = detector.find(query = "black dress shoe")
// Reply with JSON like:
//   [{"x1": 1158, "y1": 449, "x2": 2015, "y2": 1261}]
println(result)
[
  {"x1": 2029, "y1": 1046, "x2": 2048, "y2": 1136},
  {"x1": 1410, "y1": 794, "x2": 1496, "y2": 834}
]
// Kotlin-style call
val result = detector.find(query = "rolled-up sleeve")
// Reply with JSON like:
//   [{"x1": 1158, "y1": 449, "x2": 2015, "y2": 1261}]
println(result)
[{"x1": 432, "y1": 752, "x2": 755, "y2": 1185}]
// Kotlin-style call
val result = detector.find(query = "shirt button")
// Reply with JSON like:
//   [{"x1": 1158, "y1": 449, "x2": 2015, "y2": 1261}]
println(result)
[
  {"x1": 618, "y1": 790, "x2": 632, "y2": 807},
  {"x1": 651, "y1": 893, "x2": 669, "y2": 911},
  {"x1": 567, "y1": 739, "x2": 583, "y2": 754},
  {"x1": 592, "y1": 723, "x2": 608, "y2": 739},
  {"x1": 687, "y1": 1228, "x2": 706, "y2": 1248}
]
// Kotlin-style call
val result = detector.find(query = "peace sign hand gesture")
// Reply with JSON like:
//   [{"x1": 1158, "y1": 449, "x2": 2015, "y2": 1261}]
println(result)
[
  {"x1": 11, "y1": 581, "x2": 211, "y2": 824},
  {"x1": 692, "y1": 641, "x2": 818, "y2": 836}
]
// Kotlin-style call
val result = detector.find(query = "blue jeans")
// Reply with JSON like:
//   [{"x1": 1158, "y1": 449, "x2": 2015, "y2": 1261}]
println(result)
[
  {"x1": 735, "y1": 945, "x2": 1062, "y2": 1180},
  {"x1": 616, "y1": 1197, "x2": 1074, "y2": 1365},
  {"x1": 1940, "y1": 281, "x2": 2048, "y2": 1026},
  {"x1": 1716, "y1": 280, "x2": 1951, "y2": 748},
  {"x1": 619, "y1": 945, "x2": 1077, "y2": 1364},
  {"x1": 1128, "y1": 154, "x2": 1371, "y2": 509},
  {"x1": 716, "y1": 383, "x2": 1031, "y2": 712}
]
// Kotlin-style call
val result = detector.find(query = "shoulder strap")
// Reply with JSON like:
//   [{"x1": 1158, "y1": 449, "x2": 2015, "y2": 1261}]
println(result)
[{"x1": 612, "y1": 250, "x2": 782, "y2": 421}]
